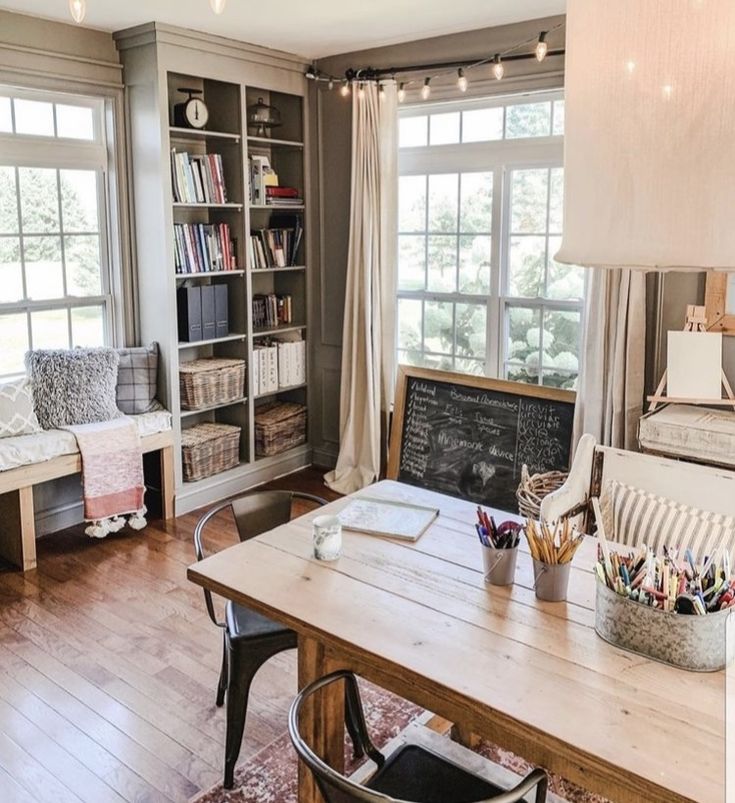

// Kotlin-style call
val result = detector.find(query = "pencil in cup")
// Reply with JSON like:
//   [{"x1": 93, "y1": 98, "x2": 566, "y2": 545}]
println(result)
[{"x1": 525, "y1": 519, "x2": 584, "y2": 601}]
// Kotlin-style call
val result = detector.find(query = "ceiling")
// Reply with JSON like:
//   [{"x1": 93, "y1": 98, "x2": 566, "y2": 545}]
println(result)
[{"x1": 0, "y1": 0, "x2": 566, "y2": 59}]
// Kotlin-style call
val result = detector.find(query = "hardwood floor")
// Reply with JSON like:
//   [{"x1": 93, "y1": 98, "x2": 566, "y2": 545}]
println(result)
[{"x1": 0, "y1": 467, "x2": 340, "y2": 803}]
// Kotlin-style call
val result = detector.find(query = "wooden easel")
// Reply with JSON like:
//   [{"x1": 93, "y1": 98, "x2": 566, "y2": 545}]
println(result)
[{"x1": 648, "y1": 305, "x2": 735, "y2": 411}]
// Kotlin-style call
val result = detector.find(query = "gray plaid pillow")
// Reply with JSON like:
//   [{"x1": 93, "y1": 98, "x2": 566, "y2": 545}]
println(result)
[{"x1": 116, "y1": 343, "x2": 159, "y2": 414}]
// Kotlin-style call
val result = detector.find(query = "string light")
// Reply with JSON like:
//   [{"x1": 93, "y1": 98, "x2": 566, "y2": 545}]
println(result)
[
  {"x1": 421, "y1": 77, "x2": 431, "y2": 100},
  {"x1": 340, "y1": 82, "x2": 350, "y2": 97},
  {"x1": 625, "y1": 60, "x2": 636, "y2": 75},
  {"x1": 492, "y1": 54, "x2": 504, "y2": 80},
  {"x1": 328, "y1": 79, "x2": 334, "y2": 91},
  {"x1": 358, "y1": 82, "x2": 365, "y2": 98},
  {"x1": 379, "y1": 84, "x2": 386, "y2": 102},
  {"x1": 69, "y1": 0, "x2": 86, "y2": 24},
  {"x1": 535, "y1": 32, "x2": 548, "y2": 62},
  {"x1": 397, "y1": 83, "x2": 406, "y2": 103},
  {"x1": 210, "y1": 0, "x2": 227, "y2": 13},
  {"x1": 457, "y1": 68, "x2": 468, "y2": 92}
]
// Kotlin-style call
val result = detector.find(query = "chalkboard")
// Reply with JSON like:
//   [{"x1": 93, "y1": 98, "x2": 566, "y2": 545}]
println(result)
[{"x1": 387, "y1": 366, "x2": 576, "y2": 513}]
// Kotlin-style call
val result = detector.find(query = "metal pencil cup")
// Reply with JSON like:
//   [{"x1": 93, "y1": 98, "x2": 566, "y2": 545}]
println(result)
[
  {"x1": 533, "y1": 559, "x2": 571, "y2": 602},
  {"x1": 481, "y1": 545, "x2": 518, "y2": 586}
]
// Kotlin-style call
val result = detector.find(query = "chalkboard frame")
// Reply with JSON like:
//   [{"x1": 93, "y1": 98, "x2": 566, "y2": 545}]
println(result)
[{"x1": 387, "y1": 364, "x2": 576, "y2": 481}]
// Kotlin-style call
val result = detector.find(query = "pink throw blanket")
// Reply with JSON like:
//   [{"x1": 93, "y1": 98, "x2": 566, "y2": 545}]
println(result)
[{"x1": 65, "y1": 417, "x2": 145, "y2": 523}]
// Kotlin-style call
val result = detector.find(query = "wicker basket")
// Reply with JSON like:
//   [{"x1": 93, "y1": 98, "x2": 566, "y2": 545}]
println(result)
[
  {"x1": 181, "y1": 423, "x2": 241, "y2": 482},
  {"x1": 179, "y1": 358, "x2": 245, "y2": 410},
  {"x1": 516, "y1": 464, "x2": 568, "y2": 519},
  {"x1": 255, "y1": 402, "x2": 306, "y2": 457}
]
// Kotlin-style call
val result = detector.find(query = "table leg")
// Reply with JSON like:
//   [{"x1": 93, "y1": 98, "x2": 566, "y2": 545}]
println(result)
[{"x1": 297, "y1": 634, "x2": 345, "y2": 803}]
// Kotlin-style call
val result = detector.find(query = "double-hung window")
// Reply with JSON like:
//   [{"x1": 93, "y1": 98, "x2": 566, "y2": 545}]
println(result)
[
  {"x1": 397, "y1": 90, "x2": 584, "y2": 390},
  {"x1": 0, "y1": 87, "x2": 117, "y2": 378}
]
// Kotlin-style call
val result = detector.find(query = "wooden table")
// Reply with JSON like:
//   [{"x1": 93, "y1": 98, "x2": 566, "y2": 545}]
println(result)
[{"x1": 187, "y1": 480, "x2": 726, "y2": 803}]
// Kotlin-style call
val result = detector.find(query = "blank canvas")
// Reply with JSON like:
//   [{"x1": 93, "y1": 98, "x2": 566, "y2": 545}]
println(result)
[{"x1": 667, "y1": 331, "x2": 722, "y2": 400}]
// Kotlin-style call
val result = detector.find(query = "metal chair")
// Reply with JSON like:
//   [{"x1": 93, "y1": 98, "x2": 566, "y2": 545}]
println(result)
[
  {"x1": 289, "y1": 670, "x2": 549, "y2": 803},
  {"x1": 194, "y1": 490, "x2": 363, "y2": 789}
]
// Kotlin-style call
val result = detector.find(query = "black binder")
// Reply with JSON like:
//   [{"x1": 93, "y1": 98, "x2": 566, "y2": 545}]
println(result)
[{"x1": 177, "y1": 286, "x2": 202, "y2": 342}]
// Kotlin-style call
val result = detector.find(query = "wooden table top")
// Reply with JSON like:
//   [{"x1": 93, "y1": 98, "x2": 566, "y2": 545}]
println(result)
[{"x1": 187, "y1": 480, "x2": 726, "y2": 803}]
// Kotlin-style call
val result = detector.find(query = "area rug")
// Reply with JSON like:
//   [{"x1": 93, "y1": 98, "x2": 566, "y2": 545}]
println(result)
[{"x1": 190, "y1": 681, "x2": 607, "y2": 803}]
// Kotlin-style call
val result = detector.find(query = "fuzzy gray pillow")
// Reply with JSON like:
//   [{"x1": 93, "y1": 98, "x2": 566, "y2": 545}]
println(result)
[
  {"x1": 25, "y1": 348, "x2": 123, "y2": 430},
  {"x1": 116, "y1": 342, "x2": 159, "y2": 415}
]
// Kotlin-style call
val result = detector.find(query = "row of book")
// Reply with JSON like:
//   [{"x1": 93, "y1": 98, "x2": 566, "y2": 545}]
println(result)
[
  {"x1": 253, "y1": 338, "x2": 306, "y2": 396},
  {"x1": 174, "y1": 222, "x2": 237, "y2": 273},
  {"x1": 249, "y1": 223, "x2": 303, "y2": 269},
  {"x1": 265, "y1": 186, "x2": 303, "y2": 206},
  {"x1": 171, "y1": 150, "x2": 228, "y2": 205},
  {"x1": 253, "y1": 293, "x2": 293, "y2": 329}
]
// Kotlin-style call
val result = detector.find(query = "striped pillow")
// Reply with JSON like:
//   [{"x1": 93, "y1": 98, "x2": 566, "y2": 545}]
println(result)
[{"x1": 607, "y1": 480, "x2": 735, "y2": 561}]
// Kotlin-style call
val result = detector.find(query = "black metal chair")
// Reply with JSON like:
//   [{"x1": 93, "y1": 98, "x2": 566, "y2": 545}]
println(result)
[
  {"x1": 289, "y1": 670, "x2": 549, "y2": 803},
  {"x1": 194, "y1": 490, "x2": 364, "y2": 789}
]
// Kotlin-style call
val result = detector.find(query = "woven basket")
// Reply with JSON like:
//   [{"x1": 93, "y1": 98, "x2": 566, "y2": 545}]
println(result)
[
  {"x1": 179, "y1": 358, "x2": 245, "y2": 410},
  {"x1": 516, "y1": 464, "x2": 568, "y2": 519},
  {"x1": 255, "y1": 401, "x2": 306, "y2": 457},
  {"x1": 181, "y1": 422, "x2": 241, "y2": 482}
]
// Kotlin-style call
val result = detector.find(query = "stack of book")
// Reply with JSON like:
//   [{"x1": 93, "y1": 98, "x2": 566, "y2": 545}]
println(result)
[
  {"x1": 266, "y1": 186, "x2": 303, "y2": 206},
  {"x1": 249, "y1": 221, "x2": 303, "y2": 268},
  {"x1": 174, "y1": 222, "x2": 236, "y2": 273},
  {"x1": 252, "y1": 337, "x2": 306, "y2": 396},
  {"x1": 171, "y1": 150, "x2": 228, "y2": 204},
  {"x1": 252, "y1": 294, "x2": 293, "y2": 329}
]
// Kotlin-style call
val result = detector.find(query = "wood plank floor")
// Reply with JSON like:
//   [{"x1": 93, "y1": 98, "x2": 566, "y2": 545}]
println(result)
[{"x1": 0, "y1": 467, "x2": 340, "y2": 803}]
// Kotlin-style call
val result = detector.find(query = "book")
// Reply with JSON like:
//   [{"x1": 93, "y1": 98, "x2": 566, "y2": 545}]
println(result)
[
  {"x1": 171, "y1": 150, "x2": 228, "y2": 204},
  {"x1": 173, "y1": 223, "x2": 235, "y2": 273},
  {"x1": 337, "y1": 497, "x2": 440, "y2": 542}
]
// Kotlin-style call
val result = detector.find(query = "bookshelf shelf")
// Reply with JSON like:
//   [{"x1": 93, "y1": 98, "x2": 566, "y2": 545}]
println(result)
[
  {"x1": 173, "y1": 202, "x2": 243, "y2": 210},
  {"x1": 247, "y1": 135, "x2": 303, "y2": 149},
  {"x1": 176, "y1": 270, "x2": 246, "y2": 280},
  {"x1": 255, "y1": 382, "x2": 307, "y2": 400},
  {"x1": 251, "y1": 265, "x2": 306, "y2": 273},
  {"x1": 252, "y1": 323, "x2": 306, "y2": 338},
  {"x1": 178, "y1": 332, "x2": 247, "y2": 349},
  {"x1": 180, "y1": 397, "x2": 247, "y2": 417},
  {"x1": 170, "y1": 126, "x2": 241, "y2": 142},
  {"x1": 249, "y1": 204, "x2": 305, "y2": 211}
]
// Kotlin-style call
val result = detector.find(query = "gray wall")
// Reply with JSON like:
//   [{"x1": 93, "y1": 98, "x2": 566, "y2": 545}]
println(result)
[{"x1": 310, "y1": 15, "x2": 566, "y2": 467}]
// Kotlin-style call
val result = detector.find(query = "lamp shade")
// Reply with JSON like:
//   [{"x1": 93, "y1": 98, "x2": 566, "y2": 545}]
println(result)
[{"x1": 556, "y1": 0, "x2": 735, "y2": 271}]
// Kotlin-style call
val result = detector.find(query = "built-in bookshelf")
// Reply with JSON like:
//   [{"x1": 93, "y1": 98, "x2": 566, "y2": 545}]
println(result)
[{"x1": 116, "y1": 26, "x2": 311, "y2": 514}]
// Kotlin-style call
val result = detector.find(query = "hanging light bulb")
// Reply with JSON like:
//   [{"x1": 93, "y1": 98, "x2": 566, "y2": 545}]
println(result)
[
  {"x1": 358, "y1": 82, "x2": 365, "y2": 98},
  {"x1": 420, "y1": 77, "x2": 431, "y2": 100},
  {"x1": 328, "y1": 79, "x2": 334, "y2": 91},
  {"x1": 457, "y1": 68, "x2": 468, "y2": 92},
  {"x1": 340, "y1": 81, "x2": 350, "y2": 97},
  {"x1": 397, "y1": 83, "x2": 406, "y2": 103},
  {"x1": 379, "y1": 84, "x2": 386, "y2": 102},
  {"x1": 69, "y1": 0, "x2": 86, "y2": 24},
  {"x1": 210, "y1": 0, "x2": 227, "y2": 13},
  {"x1": 535, "y1": 32, "x2": 548, "y2": 62},
  {"x1": 492, "y1": 54, "x2": 504, "y2": 81}
]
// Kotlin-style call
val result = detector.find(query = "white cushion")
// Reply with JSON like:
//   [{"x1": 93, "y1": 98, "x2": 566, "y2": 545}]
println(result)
[
  {"x1": 0, "y1": 377, "x2": 41, "y2": 438},
  {"x1": 0, "y1": 409, "x2": 172, "y2": 473}
]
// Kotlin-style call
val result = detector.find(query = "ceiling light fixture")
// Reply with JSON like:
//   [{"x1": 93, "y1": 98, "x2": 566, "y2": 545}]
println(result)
[
  {"x1": 535, "y1": 32, "x2": 548, "y2": 62},
  {"x1": 492, "y1": 54, "x2": 504, "y2": 80},
  {"x1": 69, "y1": 0, "x2": 86, "y2": 24},
  {"x1": 210, "y1": 0, "x2": 227, "y2": 14},
  {"x1": 457, "y1": 68, "x2": 468, "y2": 92}
]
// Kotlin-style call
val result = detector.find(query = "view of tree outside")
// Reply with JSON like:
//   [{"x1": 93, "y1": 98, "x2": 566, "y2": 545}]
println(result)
[{"x1": 397, "y1": 95, "x2": 583, "y2": 390}]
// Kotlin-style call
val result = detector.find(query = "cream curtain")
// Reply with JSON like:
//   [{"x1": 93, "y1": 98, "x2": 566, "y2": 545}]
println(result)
[
  {"x1": 325, "y1": 83, "x2": 397, "y2": 494},
  {"x1": 573, "y1": 268, "x2": 647, "y2": 450}
]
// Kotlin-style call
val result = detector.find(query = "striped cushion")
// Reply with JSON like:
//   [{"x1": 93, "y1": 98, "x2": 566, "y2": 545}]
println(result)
[{"x1": 607, "y1": 479, "x2": 735, "y2": 560}]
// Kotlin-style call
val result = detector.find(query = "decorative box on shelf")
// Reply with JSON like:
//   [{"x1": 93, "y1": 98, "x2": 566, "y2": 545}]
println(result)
[
  {"x1": 255, "y1": 401, "x2": 306, "y2": 457},
  {"x1": 179, "y1": 357, "x2": 245, "y2": 410},
  {"x1": 181, "y1": 422, "x2": 241, "y2": 482}
]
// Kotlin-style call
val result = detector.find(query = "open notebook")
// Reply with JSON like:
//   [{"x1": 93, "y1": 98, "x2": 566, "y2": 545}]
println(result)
[{"x1": 337, "y1": 497, "x2": 440, "y2": 542}]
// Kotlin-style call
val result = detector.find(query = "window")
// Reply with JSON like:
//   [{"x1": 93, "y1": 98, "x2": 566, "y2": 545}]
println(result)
[
  {"x1": 0, "y1": 88, "x2": 115, "y2": 378},
  {"x1": 397, "y1": 92, "x2": 583, "y2": 390}
]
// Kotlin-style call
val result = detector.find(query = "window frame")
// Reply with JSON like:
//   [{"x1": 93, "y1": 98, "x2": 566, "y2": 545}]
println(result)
[{"x1": 397, "y1": 89, "x2": 583, "y2": 387}]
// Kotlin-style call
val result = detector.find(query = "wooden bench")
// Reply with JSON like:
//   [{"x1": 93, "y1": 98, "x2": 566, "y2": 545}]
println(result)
[{"x1": 0, "y1": 430, "x2": 175, "y2": 572}]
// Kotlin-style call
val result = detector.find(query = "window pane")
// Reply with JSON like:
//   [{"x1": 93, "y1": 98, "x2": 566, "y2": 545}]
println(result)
[
  {"x1": 505, "y1": 101, "x2": 551, "y2": 139},
  {"x1": 65, "y1": 235, "x2": 102, "y2": 296},
  {"x1": 398, "y1": 234, "x2": 425, "y2": 290},
  {"x1": 429, "y1": 112, "x2": 460, "y2": 145},
  {"x1": 552, "y1": 100, "x2": 565, "y2": 136},
  {"x1": 0, "y1": 238, "x2": 23, "y2": 303},
  {"x1": 424, "y1": 300, "x2": 454, "y2": 354},
  {"x1": 398, "y1": 175, "x2": 426, "y2": 232},
  {"x1": 397, "y1": 298, "x2": 422, "y2": 351},
  {"x1": 0, "y1": 97, "x2": 11, "y2": 132},
  {"x1": 0, "y1": 313, "x2": 29, "y2": 376},
  {"x1": 459, "y1": 172, "x2": 492, "y2": 233},
  {"x1": 428, "y1": 174, "x2": 458, "y2": 232},
  {"x1": 548, "y1": 168, "x2": 563, "y2": 233},
  {"x1": 23, "y1": 235, "x2": 64, "y2": 300},
  {"x1": 19, "y1": 168, "x2": 59, "y2": 233},
  {"x1": 14, "y1": 98, "x2": 54, "y2": 137},
  {"x1": 547, "y1": 236, "x2": 585, "y2": 301},
  {"x1": 71, "y1": 305, "x2": 105, "y2": 347},
  {"x1": 506, "y1": 306, "x2": 542, "y2": 384},
  {"x1": 397, "y1": 348, "x2": 429, "y2": 369},
  {"x1": 56, "y1": 104, "x2": 94, "y2": 140},
  {"x1": 455, "y1": 303, "x2": 486, "y2": 360},
  {"x1": 454, "y1": 358, "x2": 485, "y2": 376},
  {"x1": 459, "y1": 235, "x2": 491, "y2": 294},
  {"x1": 510, "y1": 169, "x2": 548, "y2": 234},
  {"x1": 462, "y1": 107, "x2": 503, "y2": 142},
  {"x1": 399, "y1": 116, "x2": 427, "y2": 147},
  {"x1": 427, "y1": 235, "x2": 457, "y2": 292},
  {"x1": 31, "y1": 308, "x2": 70, "y2": 350},
  {"x1": 543, "y1": 309, "x2": 580, "y2": 389},
  {"x1": 0, "y1": 167, "x2": 19, "y2": 234},
  {"x1": 61, "y1": 170, "x2": 99, "y2": 232},
  {"x1": 509, "y1": 236, "x2": 545, "y2": 297}
]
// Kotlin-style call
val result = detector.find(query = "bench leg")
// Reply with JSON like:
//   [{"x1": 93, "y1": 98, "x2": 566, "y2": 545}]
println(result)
[
  {"x1": 160, "y1": 445, "x2": 175, "y2": 520},
  {"x1": 0, "y1": 487, "x2": 37, "y2": 571}
]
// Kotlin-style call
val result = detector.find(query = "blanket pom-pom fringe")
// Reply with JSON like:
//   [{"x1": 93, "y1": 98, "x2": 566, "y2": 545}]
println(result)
[
  {"x1": 85, "y1": 520, "x2": 111, "y2": 538},
  {"x1": 128, "y1": 506, "x2": 147, "y2": 530}
]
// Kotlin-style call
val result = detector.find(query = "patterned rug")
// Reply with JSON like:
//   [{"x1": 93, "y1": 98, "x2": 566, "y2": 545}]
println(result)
[{"x1": 190, "y1": 681, "x2": 607, "y2": 803}]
